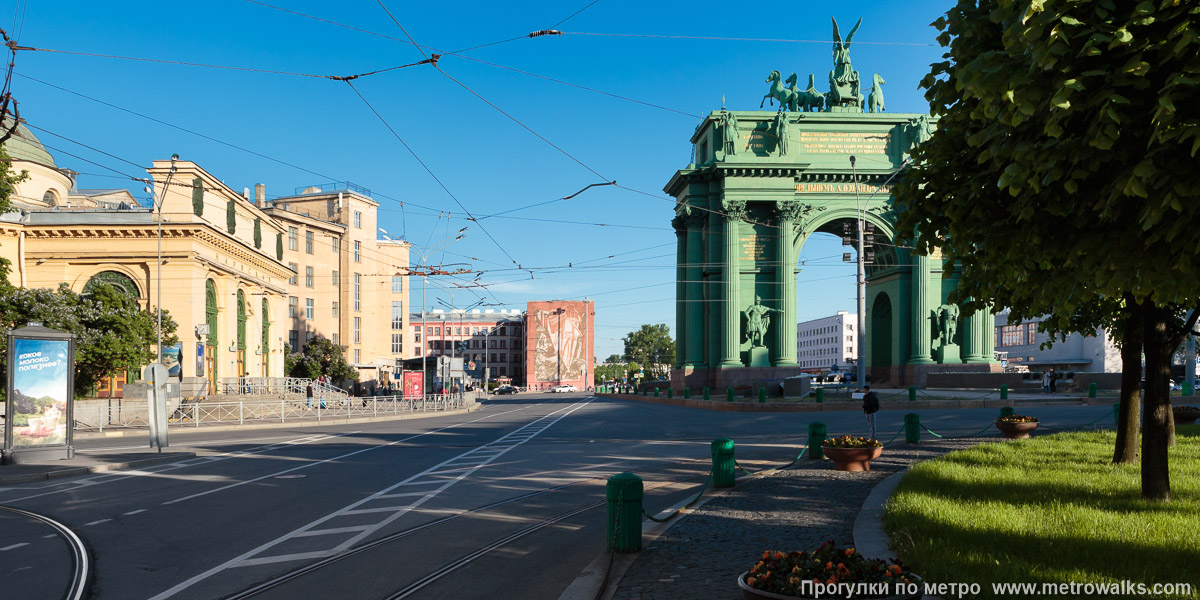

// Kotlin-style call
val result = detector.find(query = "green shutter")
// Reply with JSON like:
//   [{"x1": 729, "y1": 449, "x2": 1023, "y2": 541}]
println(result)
[
  {"x1": 226, "y1": 199, "x2": 237, "y2": 234},
  {"x1": 253, "y1": 218, "x2": 262, "y2": 248},
  {"x1": 191, "y1": 178, "x2": 204, "y2": 216},
  {"x1": 276, "y1": 233, "x2": 283, "y2": 260}
]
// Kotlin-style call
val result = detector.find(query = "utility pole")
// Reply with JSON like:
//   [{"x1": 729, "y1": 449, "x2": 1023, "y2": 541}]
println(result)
[{"x1": 155, "y1": 154, "x2": 179, "y2": 364}]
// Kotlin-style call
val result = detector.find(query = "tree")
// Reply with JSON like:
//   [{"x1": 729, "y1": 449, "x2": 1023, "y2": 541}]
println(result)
[
  {"x1": 285, "y1": 334, "x2": 357, "y2": 383},
  {"x1": 894, "y1": 0, "x2": 1200, "y2": 501},
  {"x1": 604, "y1": 354, "x2": 622, "y2": 364},
  {"x1": 0, "y1": 145, "x2": 29, "y2": 281},
  {"x1": 622, "y1": 324, "x2": 674, "y2": 379},
  {"x1": 0, "y1": 282, "x2": 178, "y2": 398}
]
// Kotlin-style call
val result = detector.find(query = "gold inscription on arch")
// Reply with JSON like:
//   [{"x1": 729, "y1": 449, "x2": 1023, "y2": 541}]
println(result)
[{"x1": 794, "y1": 182, "x2": 894, "y2": 195}]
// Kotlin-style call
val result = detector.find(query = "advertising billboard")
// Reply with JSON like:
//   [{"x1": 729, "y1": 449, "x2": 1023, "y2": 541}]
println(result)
[
  {"x1": 5, "y1": 325, "x2": 76, "y2": 462},
  {"x1": 403, "y1": 370, "x2": 424, "y2": 399}
]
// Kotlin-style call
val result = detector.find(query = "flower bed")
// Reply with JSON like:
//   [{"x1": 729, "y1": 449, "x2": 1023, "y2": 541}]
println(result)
[
  {"x1": 823, "y1": 435, "x2": 883, "y2": 448},
  {"x1": 1174, "y1": 405, "x2": 1200, "y2": 425},
  {"x1": 740, "y1": 541, "x2": 920, "y2": 599}
]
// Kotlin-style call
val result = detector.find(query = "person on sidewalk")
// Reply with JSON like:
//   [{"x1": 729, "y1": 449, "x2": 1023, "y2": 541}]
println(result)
[
  {"x1": 1048, "y1": 368, "x2": 1057, "y2": 393},
  {"x1": 1041, "y1": 369, "x2": 1052, "y2": 393},
  {"x1": 862, "y1": 385, "x2": 880, "y2": 439},
  {"x1": 306, "y1": 383, "x2": 314, "y2": 408}
]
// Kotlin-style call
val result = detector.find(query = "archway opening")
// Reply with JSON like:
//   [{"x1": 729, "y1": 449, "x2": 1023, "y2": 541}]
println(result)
[
  {"x1": 871, "y1": 292, "x2": 894, "y2": 384},
  {"x1": 236, "y1": 290, "x2": 247, "y2": 379},
  {"x1": 206, "y1": 280, "x2": 219, "y2": 394}
]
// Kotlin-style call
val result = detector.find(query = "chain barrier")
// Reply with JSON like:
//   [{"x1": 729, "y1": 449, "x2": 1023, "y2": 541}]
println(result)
[
  {"x1": 642, "y1": 471, "x2": 713, "y2": 523},
  {"x1": 734, "y1": 446, "x2": 809, "y2": 476},
  {"x1": 880, "y1": 424, "x2": 907, "y2": 446},
  {"x1": 1038, "y1": 405, "x2": 1117, "y2": 431},
  {"x1": 920, "y1": 422, "x2": 994, "y2": 439}
]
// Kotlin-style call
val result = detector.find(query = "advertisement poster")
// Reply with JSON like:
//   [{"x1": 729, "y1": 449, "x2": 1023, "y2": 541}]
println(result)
[
  {"x1": 162, "y1": 343, "x2": 183, "y2": 378},
  {"x1": 403, "y1": 371, "x2": 423, "y2": 399},
  {"x1": 10, "y1": 338, "x2": 70, "y2": 448},
  {"x1": 196, "y1": 342, "x2": 205, "y2": 377}
]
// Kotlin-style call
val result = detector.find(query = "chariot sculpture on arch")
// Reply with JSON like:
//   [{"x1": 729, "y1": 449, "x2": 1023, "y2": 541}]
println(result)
[{"x1": 827, "y1": 17, "x2": 864, "y2": 109}]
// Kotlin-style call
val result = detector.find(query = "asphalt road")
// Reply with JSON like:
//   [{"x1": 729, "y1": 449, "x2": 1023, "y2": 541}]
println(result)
[{"x1": 0, "y1": 393, "x2": 1114, "y2": 599}]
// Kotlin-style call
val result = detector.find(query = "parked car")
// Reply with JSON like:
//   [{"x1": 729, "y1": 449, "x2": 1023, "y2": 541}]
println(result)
[
  {"x1": 494, "y1": 385, "x2": 519, "y2": 395},
  {"x1": 550, "y1": 384, "x2": 578, "y2": 393}
]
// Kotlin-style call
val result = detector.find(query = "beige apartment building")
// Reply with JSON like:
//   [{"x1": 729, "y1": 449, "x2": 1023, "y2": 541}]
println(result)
[{"x1": 1, "y1": 120, "x2": 412, "y2": 396}]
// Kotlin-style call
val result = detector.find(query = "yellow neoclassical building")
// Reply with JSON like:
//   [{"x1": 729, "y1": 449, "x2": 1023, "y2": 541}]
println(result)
[{"x1": 1, "y1": 121, "x2": 412, "y2": 397}]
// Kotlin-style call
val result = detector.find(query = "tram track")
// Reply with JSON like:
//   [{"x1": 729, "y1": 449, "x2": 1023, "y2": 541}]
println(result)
[{"x1": 0, "y1": 504, "x2": 90, "y2": 600}]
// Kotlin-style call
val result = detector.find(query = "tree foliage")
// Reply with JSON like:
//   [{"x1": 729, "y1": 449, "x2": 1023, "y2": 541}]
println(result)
[
  {"x1": 284, "y1": 334, "x2": 357, "y2": 383},
  {"x1": 622, "y1": 324, "x2": 674, "y2": 379},
  {"x1": 0, "y1": 282, "x2": 178, "y2": 398},
  {"x1": 894, "y1": 0, "x2": 1200, "y2": 500}
]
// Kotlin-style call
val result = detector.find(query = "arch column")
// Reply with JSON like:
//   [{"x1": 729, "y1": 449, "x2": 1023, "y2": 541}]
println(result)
[
  {"x1": 720, "y1": 199, "x2": 747, "y2": 368},
  {"x1": 962, "y1": 301, "x2": 989, "y2": 363},
  {"x1": 772, "y1": 202, "x2": 802, "y2": 366},
  {"x1": 672, "y1": 214, "x2": 687, "y2": 369},
  {"x1": 684, "y1": 210, "x2": 706, "y2": 367},
  {"x1": 910, "y1": 254, "x2": 934, "y2": 364}
]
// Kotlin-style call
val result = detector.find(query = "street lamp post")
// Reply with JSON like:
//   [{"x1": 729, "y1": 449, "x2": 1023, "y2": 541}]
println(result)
[
  {"x1": 850, "y1": 155, "x2": 866, "y2": 387},
  {"x1": 154, "y1": 154, "x2": 179, "y2": 364}
]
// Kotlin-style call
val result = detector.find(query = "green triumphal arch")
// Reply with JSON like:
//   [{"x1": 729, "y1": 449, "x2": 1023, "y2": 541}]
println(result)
[{"x1": 665, "y1": 17, "x2": 999, "y2": 391}]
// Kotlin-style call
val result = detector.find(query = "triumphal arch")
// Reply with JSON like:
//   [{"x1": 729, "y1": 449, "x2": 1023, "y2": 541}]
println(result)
[{"x1": 665, "y1": 18, "x2": 999, "y2": 390}]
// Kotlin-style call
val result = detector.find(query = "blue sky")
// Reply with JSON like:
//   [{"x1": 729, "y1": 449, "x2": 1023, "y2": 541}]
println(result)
[{"x1": 8, "y1": 0, "x2": 952, "y2": 360}]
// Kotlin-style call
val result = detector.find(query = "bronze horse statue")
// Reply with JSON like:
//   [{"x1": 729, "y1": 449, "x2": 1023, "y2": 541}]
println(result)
[
  {"x1": 800, "y1": 73, "x2": 824, "y2": 112},
  {"x1": 761, "y1": 71, "x2": 800, "y2": 112}
]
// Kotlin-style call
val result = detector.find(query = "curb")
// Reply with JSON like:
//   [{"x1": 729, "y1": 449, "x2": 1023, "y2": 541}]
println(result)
[
  {"x1": 73, "y1": 404, "x2": 478, "y2": 439},
  {"x1": 557, "y1": 473, "x2": 759, "y2": 600},
  {"x1": 853, "y1": 469, "x2": 908, "y2": 560},
  {"x1": 0, "y1": 452, "x2": 197, "y2": 484}
]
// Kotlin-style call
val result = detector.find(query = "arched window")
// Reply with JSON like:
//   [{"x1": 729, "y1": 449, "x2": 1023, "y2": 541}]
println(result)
[
  {"x1": 83, "y1": 270, "x2": 140, "y2": 299},
  {"x1": 205, "y1": 279, "x2": 219, "y2": 391},
  {"x1": 42, "y1": 189, "x2": 60, "y2": 206}
]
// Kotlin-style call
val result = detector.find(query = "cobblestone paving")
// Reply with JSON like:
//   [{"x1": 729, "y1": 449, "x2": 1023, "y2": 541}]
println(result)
[{"x1": 611, "y1": 439, "x2": 983, "y2": 600}]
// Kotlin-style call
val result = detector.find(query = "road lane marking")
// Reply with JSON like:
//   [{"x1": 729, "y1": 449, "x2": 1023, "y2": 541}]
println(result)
[
  {"x1": 0, "y1": 543, "x2": 29, "y2": 551},
  {"x1": 84, "y1": 519, "x2": 112, "y2": 526},
  {"x1": 149, "y1": 400, "x2": 591, "y2": 599},
  {"x1": 123, "y1": 509, "x2": 147, "y2": 516},
  {"x1": 0, "y1": 433, "x2": 352, "y2": 504},
  {"x1": 161, "y1": 408, "x2": 530, "y2": 506}
]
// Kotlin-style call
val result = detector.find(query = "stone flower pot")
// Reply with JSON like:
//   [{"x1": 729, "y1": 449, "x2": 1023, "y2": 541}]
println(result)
[
  {"x1": 995, "y1": 420, "x2": 1039, "y2": 439},
  {"x1": 821, "y1": 446, "x2": 883, "y2": 471},
  {"x1": 1173, "y1": 407, "x2": 1200, "y2": 425},
  {"x1": 737, "y1": 572, "x2": 921, "y2": 600}
]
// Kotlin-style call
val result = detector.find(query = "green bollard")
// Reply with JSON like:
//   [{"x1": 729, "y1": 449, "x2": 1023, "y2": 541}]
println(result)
[
  {"x1": 654, "y1": 388, "x2": 659, "y2": 398},
  {"x1": 727, "y1": 387, "x2": 734, "y2": 402},
  {"x1": 1000, "y1": 406, "x2": 1015, "y2": 418},
  {"x1": 667, "y1": 388, "x2": 674, "y2": 399},
  {"x1": 1000, "y1": 384, "x2": 1008, "y2": 400},
  {"x1": 758, "y1": 388, "x2": 767, "y2": 403},
  {"x1": 808, "y1": 422, "x2": 827, "y2": 459},
  {"x1": 711, "y1": 438, "x2": 736, "y2": 488},
  {"x1": 605, "y1": 473, "x2": 643, "y2": 553},
  {"x1": 815, "y1": 388, "x2": 825, "y2": 403},
  {"x1": 908, "y1": 385, "x2": 917, "y2": 402},
  {"x1": 704, "y1": 387, "x2": 711, "y2": 400},
  {"x1": 684, "y1": 387, "x2": 690, "y2": 399},
  {"x1": 904, "y1": 413, "x2": 922, "y2": 444},
  {"x1": 1185, "y1": 381, "x2": 1194, "y2": 397}
]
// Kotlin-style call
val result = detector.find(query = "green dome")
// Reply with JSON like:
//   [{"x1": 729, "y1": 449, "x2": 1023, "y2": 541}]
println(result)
[{"x1": 1, "y1": 117, "x2": 56, "y2": 168}]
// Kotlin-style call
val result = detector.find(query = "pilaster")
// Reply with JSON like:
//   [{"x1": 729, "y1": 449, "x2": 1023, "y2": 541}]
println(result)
[
  {"x1": 684, "y1": 209, "x2": 706, "y2": 368},
  {"x1": 910, "y1": 254, "x2": 934, "y2": 364},
  {"x1": 672, "y1": 214, "x2": 686, "y2": 369}
]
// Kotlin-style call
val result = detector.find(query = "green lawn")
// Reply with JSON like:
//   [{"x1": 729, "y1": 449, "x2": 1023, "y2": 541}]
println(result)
[{"x1": 884, "y1": 426, "x2": 1200, "y2": 599}]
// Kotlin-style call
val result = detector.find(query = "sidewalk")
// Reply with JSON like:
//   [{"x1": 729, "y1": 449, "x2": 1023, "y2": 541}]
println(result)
[{"x1": 595, "y1": 438, "x2": 986, "y2": 600}]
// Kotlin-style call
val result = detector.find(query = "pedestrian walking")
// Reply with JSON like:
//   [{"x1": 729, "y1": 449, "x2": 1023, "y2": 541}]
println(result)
[
  {"x1": 862, "y1": 385, "x2": 880, "y2": 439},
  {"x1": 306, "y1": 383, "x2": 314, "y2": 408},
  {"x1": 1041, "y1": 369, "x2": 1052, "y2": 393},
  {"x1": 1048, "y1": 368, "x2": 1057, "y2": 393}
]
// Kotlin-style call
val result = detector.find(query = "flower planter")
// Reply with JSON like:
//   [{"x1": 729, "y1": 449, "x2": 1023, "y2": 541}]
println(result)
[
  {"x1": 1173, "y1": 408, "x2": 1200, "y2": 425},
  {"x1": 738, "y1": 572, "x2": 921, "y2": 600},
  {"x1": 821, "y1": 446, "x2": 883, "y2": 471},
  {"x1": 995, "y1": 420, "x2": 1038, "y2": 439}
]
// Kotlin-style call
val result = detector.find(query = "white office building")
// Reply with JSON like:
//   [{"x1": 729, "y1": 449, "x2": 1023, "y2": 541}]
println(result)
[
  {"x1": 797, "y1": 311, "x2": 857, "y2": 372},
  {"x1": 993, "y1": 311, "x2": 1120, "y2": 373}
]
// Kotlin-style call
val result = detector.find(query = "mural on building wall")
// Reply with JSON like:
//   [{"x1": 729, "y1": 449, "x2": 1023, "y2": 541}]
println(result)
[{"x1": 533, "y1": 305, "x2": 585, "y2": 382}]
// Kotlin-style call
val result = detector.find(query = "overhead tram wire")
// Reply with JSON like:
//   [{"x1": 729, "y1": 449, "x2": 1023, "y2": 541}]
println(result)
[
  {"x1": 342, "y1": 80, "x2": 518, "y2": 267},
  {"x1": 548, "y1": 0, "x2": 603, "y2": 29},
  {"x1": 560, "y1": 32, "x2": 936, "y2": 47}
]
